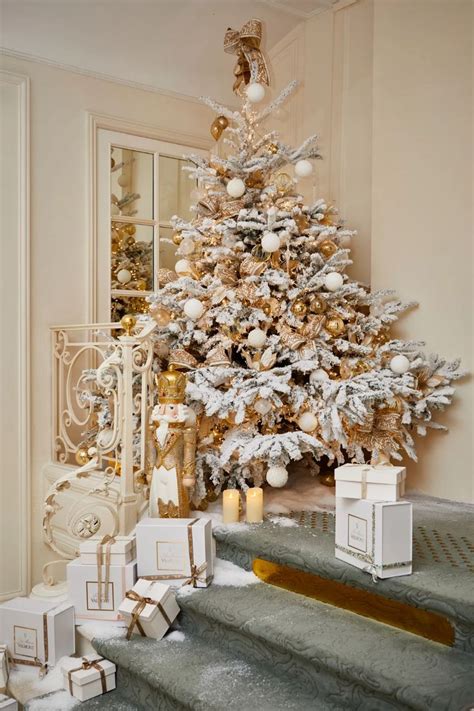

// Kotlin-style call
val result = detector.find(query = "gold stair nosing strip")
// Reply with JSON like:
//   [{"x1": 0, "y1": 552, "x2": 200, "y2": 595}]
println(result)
[{"x1": 252, "y1": 557, "x2": 454, "y2": 647}]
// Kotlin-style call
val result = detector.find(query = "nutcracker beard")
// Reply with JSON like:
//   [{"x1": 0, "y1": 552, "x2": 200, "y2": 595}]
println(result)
[{"x1": 149, "y1": 404, "x2": 196, "y2": 519}]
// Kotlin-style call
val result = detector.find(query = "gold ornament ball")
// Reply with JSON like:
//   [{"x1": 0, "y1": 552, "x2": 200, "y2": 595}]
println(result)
[
  {"x1": 126, "y1": 235, "x2": 135, "y2": 247},
  {"x1": 319, "y1": 240, "x2": 337, "y2": 259},
  {"x1": 291, "y1": 300, "x2": 307, "y2": 318},
  {"x1": 309, "y1": 296, "x2": 327, "y2": 314},
  {"x1": 75, "y1": 448, "x2": 89, "y2": 466},
  {"x1": 151, "y1": 306, "x2": 172, "y2": 328},
  {"x1": 325, "y1": 316, "x2": 345, "y2": 337},
  {"x1": 172, "y1": 233, "x2": 183, "y2": 246},
  {"x1": 136, "y1": 278, "x2": 147, "y2": 291},
  {"x1": 319, "y1": 471, "x2": 335, "y2": 487},
  {"x1": 126, "y1": 224, "x2": 136, "y2": 236}
]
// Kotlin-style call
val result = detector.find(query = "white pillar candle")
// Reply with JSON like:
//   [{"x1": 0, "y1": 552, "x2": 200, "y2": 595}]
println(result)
[
  {"x1": 222, "y1": 490, "x2": 240, "y2": 524},
  {"x1": 246, "y1": 487, "x2": 263, "y2": 523}
]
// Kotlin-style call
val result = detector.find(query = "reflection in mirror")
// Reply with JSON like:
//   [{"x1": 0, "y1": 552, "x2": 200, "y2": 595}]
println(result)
[
  {"x1": 159, "y1": 227, "x2": 179, "y2": 271},
  {"x1": 159, "y1": 156, "x2": 194, "y2": 222},
  {"x1": 111, "y1": 147, "x2": 154, "y2": 220},
  {"x1": 111, "y1": 222, "x2": 153, "y2": 291},
  {"x1": 111, "y1": 295, "x2": 149, "y2": 323}
]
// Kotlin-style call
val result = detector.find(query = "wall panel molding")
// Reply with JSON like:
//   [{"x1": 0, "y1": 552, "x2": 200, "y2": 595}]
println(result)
[{"x1": 0, "y1": 70, "x2": 30, "y2": 600}]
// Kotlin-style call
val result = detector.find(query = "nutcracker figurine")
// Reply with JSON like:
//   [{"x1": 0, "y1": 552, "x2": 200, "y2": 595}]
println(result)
[{"x1": 148, "y1": 366, "x2": 197, "y2": 518}]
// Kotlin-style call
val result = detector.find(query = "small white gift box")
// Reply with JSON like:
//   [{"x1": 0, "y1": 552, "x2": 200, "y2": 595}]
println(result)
[
  {"x1": 335, "y1": 464, "x2": 406, "y2": 502},
  {"x1": 62, "y1": 654, "x2": 116, "y2": 701},
  {"x1": 0, "y1": 645, "x2": 9, "y2": 694},
  {"x1": 118, "y1": 578, "x2": 180, "y2": 640},
  {"x1": 0, "y1": 599, "x2": 74, "y2": 671},
  {"x1": 79, "y1": 535, "x2": 136, "y2": 566},
  {"x1": 0, "y1": 694, "x2": 17, "y2": 710},
  {"x1": 335, "y1": 498, "x2": 412, "y2": 579},
  {"x1": 67, "y1": 560, "x2": 136, "y2": 623},
  {"x1": 136, "y1": 518, "x2": 214, "y2": 588}
]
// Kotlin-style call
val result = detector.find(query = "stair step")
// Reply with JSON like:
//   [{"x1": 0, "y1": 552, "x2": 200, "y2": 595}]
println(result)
[
  {"x1": 24, "y1": 687, "x2": 142, "y2": 710},
  {"x1": 91, "y1": 628, "x2": 339, "y2": 711},
  {"x1": 213, "y1": 495, "x2": 474, "y2": 652},
  {"x1": 177, "y1": 575, "x2": 474, "y2": 711}
]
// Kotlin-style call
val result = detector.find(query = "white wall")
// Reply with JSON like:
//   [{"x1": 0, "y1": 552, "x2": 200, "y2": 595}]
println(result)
[
  {"x1": 273, "y1": 0, "x2": 473, "y2": 501},
  {"x1": 0, "y1": 54, "x2": 214, "y2": 585}
]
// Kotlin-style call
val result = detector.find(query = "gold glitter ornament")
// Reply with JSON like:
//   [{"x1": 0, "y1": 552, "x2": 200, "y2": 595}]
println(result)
[
  {"x1": 291, "y1": 300, "x2": 307, "y2": 318},
  {"x1": 274, "y1": 172, "x2": 292, "y2": 195},
  {"x1": 172, "y1": 233, "x2": 183, "y2": 246},
  {"x1": 126, "y1": 224, "x2": 136, "y2": 236},
  {"x1": 319, "y1": 240, "x2": 337, "y2": 258},
  {"x1": 150, "y1": 306, "x2": 172, "y2": 328},
  {"x1": 309, "y1": 296, "x2": 327, "y2": 314},
  {"x1": 325, "y1": 316, "x2": 345, "y2": 337},
  {"x1": 75, "y1": 448, "x2": 89, "y2": 466}
]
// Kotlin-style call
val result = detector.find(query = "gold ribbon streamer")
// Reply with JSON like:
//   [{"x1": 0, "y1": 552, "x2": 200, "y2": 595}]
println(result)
[
  {"x1": 142, "y1": 519, "x2": 209, "y2": 588},
  {"x1": 68, "y1": 657, "x2": 107, "y2": 695},
  {"x1": 10, "y1": 610, "x2": 50, "y2": 677},
  {"x1": 96, "y1": 535, "x2": 116, "y2": 608},
  {"x1": 124, "y1": 590, "x2": 172, "y2": 640},
  {"x1": 224, "y1": 19, "x2": 270, "y2": 94}
]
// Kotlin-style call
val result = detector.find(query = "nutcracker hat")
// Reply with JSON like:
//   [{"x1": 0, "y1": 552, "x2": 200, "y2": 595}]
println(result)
[{"x1": 156, "y1": 367, "x2": 187, "y2": 404}]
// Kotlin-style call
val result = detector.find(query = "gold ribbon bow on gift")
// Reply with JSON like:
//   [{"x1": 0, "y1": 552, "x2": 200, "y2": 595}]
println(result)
[
  {"x1": 224, "y1": 19, "x2": 269, "y2": 94},
  {"x1": 68, "y1": 657, "x2": 107, "y2": 695},
  {"x1": 96, "y1": 534, "x2": 116, "y2": 608},
  {"x1": 124, "y1": 590, "x2": 172, "y2": 640}
]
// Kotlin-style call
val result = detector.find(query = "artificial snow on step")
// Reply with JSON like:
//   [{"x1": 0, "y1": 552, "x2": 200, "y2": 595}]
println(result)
[{"x1": 6, "y1": 655, "x2": 77, "y2": 707}]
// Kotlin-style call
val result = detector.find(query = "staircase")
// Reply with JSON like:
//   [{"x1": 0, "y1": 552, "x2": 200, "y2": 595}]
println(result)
[{"x1": 84, "y1": 495, "x2": 474, "y2": 711}]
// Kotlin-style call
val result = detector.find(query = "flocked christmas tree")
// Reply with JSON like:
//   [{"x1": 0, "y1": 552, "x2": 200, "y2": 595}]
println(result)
[{"x1": 81, "y1": 19, "x2": 461, "y2": 508}]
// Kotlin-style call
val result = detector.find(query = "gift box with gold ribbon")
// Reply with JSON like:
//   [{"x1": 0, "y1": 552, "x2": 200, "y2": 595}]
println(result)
[
  {"x1": 118, "y1": 578, "x2": 180, "y2": 641},
  {"x1": 62, "y1": 654, "x2": 116, "y2": 702},
  {"x1": 0, "y1": 599, "x2": 75, "y2": 674},
  {"x1": 66, "y1": 559, "x2": 136, "y2": 624},
  {"x1": 79, "y1": 534, "x2": 136, "y2": 566},
  {"x1": 136, "y1": 518, "x2": 214, "y2": 588},
  {"x1": 335, "y1": 464, "x2": 406, "y2": 502}
]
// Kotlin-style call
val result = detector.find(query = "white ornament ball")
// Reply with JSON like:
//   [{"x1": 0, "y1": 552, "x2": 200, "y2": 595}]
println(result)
[
  {"x1": 180, "y1": 238, "x2": 195, "y2": 256},
  {"x1": 117, "y1": 268, "x2": 132, "y2": 285},
  {"x1": 295, "y1": 159, "x2": 313, "y2": 178},
  {"x1": 183, "y1": 298, "x2": 205, "y2": 321},
  {"x1": 247, "y1": 328, "x2": 266, "y2": 349},
  {"x1": 261, "y1": 231, "x2": 281, "y2": 253},
  {"x1": 87, "y1": 446, "x2": 97, "y2": 457},
  {"x1": 246, "y1": 82, "x2": 266, "y2": 103},
  {"x1": 324, "y1": 272, "x2": 344, "y2": 292},
  {"x1": 390, "y1": 354, "x2": 410, "y2": 374},
  {"x1": 310, "y1": 369, "x2": 330, "y2": 384},
  {"x1": 298, "y1": 411, "x2": 318, "y2": 433},
  {"x1": 175, "y1": 259, "x2": 191, "y2": 276},
  {"x1": 266, "y1": 465, "x2": 288, "y2": 488},
  {"x1": 97, "y1": 428, "x2": 114, "y2": 449},
  {"x1": 226, "y1": 178, "x2": 246, "y2": 198},
  {"x1": 117, "y1": 174, "x2": 129, "y2": 188},
  {"x1": 254, "y1": 398, "x2": 272, "y2": 415}
]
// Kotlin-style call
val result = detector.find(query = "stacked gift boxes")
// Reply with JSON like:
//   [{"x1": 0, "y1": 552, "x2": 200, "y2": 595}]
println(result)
[{"x1": 334, "y1": 464, "x2": 412, "y2": 579}]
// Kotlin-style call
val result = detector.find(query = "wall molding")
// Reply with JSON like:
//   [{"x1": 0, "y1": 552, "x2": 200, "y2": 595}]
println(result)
[
  {"x1": 0, "y1": 70, "x2": 30, "y2": 600},
  {"x1": 0, "y1": 46, "x2": 209, "y2": 107}
]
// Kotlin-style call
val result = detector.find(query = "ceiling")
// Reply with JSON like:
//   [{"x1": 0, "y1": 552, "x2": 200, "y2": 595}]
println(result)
[{"x1": 0, "y1": 0, "x2": 335, "y2": 103}]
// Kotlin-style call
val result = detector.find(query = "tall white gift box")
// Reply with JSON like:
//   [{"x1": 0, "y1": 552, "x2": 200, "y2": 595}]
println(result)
[
  {"x1": 335, "y1": 464, "x2": 406, "y2": 502},
  {"x1": 118, "y1": 578, "x2": 180, "y2": 640},
  {"x1": 79, "y1": 535, "x2": 136, "y2": 566},
  {"x1": 0, "y1": 694, "x2": 17, "y2": 710},
  {"x1": 136, "y1": 518, "x2": 214, "y2": 588},
  {"x1": 0, "y1": 645, "x2": 9, "y2": 694},
  {"x1": 67, "y1": 560, "x2": 136, "y2": 624},
  {"x1": 0, "y1": 599, "x2": 75, "y2": 670},
  {"x1": 335, "y1": 498, "x2": 412, "y2": 579},
  {"x1": 62, "y1": 654, "x2": 116, "y2": 701}
]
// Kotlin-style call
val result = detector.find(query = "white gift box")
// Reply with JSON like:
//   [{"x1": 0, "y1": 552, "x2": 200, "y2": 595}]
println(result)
[
  {"x1": 0, "y1": 599, "x2": 75, "y2": 670},
  {"x1": 0, "y1": 645, "x2": 9, "y2": 694},
  {"x1": 0, "y1": 694, "x2": 17, "y2": 710},
  {"x1": 136, "y1": 518, "x2": 214, "y2": 588},
  {"x1": 79, "y1": 535, "x2": 136, "y2": 566},
  {"x1": 67, "y1": 560, "x2": 136, "y2": 623},
  {"x1": 335, "y1": 464, "x2": 406, "y2": 502},
  {"x1": 118, "y1": 578, "x2": 180, "y2": 640},
  {"x1": 62, "y1": 654, "x2": 116, "y2": 701},
  {"x1": 335, "y1": 498, "x2": 412, "y2": 579}
]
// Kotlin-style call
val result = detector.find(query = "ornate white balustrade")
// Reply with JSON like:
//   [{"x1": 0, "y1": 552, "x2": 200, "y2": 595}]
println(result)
[{"x1": 45, "y1": 321, "x2": 156, "y2": 557}]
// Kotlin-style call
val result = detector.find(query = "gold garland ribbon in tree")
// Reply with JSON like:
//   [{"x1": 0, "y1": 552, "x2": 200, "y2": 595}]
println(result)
[
  {"x1": 351, "y1": 407, "x2": 403, "y2": 461},
  {"x1": 224, "y1": 19, "x2": 270, "y2": 94}
]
